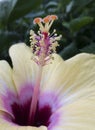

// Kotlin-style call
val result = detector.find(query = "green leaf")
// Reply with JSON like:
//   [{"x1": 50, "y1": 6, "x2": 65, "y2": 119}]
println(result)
[
  {"x1": 73, "y1": 0, "x2": 94, "y2": 9},
  {"x1": 45, "y1": 1, "x2": 58, "y2": 9},
  {"x1": 60, "y1": 0, "x2": 71, "y2": 7},
  {"x1": 66, "y1": 1, "x2": 74, "y2": 13},
  {"x1": 70, "y1": 0, "x2": 94, "y2": 14},
  {"x1": 63, "y1": 16, "x2": 94, "y2": 32},
  {"x1": 0, "y1": 0, "x2": 17, "y2": 26},
  {"x1": 8, "y1": 0, "x2": 43, "y2": 22},
  {"x1": 80, "y1": 43, "x2": 95, "y2": 53},
  {"x1": 60, "y1": 43, "x2": 80, "y2": 60},
  {"x1": 0, "y1": 30, "x2": 20, "y2": 53}
]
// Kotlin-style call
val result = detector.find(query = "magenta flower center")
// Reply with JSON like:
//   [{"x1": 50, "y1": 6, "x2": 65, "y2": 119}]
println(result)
[
  {"x1": 2, "y1": 86, "x2": 60, "y2": 128},
  {"x1": 11, "y1": 98, "x2": 52, "y2": 126}
]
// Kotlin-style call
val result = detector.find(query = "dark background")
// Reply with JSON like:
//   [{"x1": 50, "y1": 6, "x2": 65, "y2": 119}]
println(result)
[{"x1": 0, "y1": 0, "x2": 95, "y2": 63}]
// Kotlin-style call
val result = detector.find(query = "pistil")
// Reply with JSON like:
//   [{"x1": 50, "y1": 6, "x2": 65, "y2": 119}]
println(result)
[{"x1": 28, "y1": 15, "x2": 61, "y2": 125}]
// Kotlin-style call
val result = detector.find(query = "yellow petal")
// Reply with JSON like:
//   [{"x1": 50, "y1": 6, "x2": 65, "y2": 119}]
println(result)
[
  {"x1": 41, "y1": 53, "x2": 95, "y2": 103},
  {"x1": 9, "y1": 43, "x2": 38, "y2": 93},
  {"x1": 51, "y1": 99, "x2": 95, "y2": 130}
]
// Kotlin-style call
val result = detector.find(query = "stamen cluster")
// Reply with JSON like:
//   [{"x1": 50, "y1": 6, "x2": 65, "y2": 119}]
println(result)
[{"x1": 30, "y1": 15, "x2": 62, "y2": 66}]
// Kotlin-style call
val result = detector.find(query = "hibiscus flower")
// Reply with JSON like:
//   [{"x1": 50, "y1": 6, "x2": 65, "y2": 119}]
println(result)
[{"x1": 0, "y1": 15, "x2": 95, "y2": 130}]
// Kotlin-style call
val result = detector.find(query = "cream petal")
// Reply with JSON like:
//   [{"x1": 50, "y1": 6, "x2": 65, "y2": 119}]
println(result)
[
  {"x1": 0, "y1": 60, "x2": 16, "y2": 94},
  {"x1": 0, "y1": 61, "x2": 16, "y2": 113},
  {"x1": 41, "y1": 53, "x2": 95, "y2": 104},
  {"x1": 41, "y1": 53, "x2": 65, "y2": 92},
  {"x1": 59, "y1": 53, "x2": 95, "y2": 105},
  {"x1": 51, "y1": 99, "x2": 95, "y2": 130},
  {"x1": 9, "y1": 43, "x2": 38, "y2": 93}
]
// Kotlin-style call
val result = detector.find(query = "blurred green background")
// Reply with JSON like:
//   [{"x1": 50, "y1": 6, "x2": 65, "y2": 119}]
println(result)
[{"x1": 0, "y1": 0, "x2": 95, "y2": 63}]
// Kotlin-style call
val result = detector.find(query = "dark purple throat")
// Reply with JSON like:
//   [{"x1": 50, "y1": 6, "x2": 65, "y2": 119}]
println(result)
[{"x1": 11, "y1": 97, "x2": 52, "y2": 127}]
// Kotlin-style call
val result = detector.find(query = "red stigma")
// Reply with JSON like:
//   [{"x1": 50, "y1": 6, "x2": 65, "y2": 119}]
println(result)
[{"x1": 43, "y1": 32, "x2": 48, "y2": 39}]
